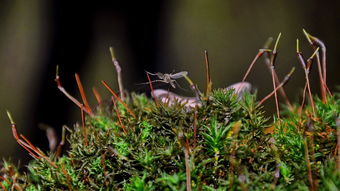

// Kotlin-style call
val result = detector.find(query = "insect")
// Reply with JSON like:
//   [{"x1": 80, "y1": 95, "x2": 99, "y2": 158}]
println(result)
[{"x1": 145, "y1": 71, "x2": 188, "y2": 88}]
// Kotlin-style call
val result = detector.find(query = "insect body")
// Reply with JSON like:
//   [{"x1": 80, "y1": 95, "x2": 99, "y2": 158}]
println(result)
[{"x1": 146, "y1": 71, "x2": 188, "y2": 88}]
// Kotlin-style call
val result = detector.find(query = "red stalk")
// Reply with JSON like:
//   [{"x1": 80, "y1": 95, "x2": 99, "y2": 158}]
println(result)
[
  {"x1": 112, "y1": 97, "x2": 127, "y2": 134},
  {"x1": 92, "y1": 87, "x2": 103, "y2": 105},
  {"x1": 101, "y1": 80, "x2": 137, "y2": 119},
  {"x1": 146, "y1": 72, "x2": 159, "y2": 107},
  {"x1": 81, "y1": 109, "x2": 89, "y2": 146},
  {"x1": 75, "y1": 73, "x2": 93, "y2": 114}
]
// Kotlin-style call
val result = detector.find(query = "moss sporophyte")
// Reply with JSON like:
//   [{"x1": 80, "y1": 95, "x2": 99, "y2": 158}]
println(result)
[{"x1": 2, "y1": 31, "x2": 340, "y2": 190}]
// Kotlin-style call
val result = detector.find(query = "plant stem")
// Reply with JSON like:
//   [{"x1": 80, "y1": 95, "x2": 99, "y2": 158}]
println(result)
[
  {"x1": 55, "y1": 66, "x2": 93, "y2": 116},
  {"x1": 296, "y1": 39, "x2": 316, "y2": 116},
  {"x1": 303, "y1": 29, "x2": 327, "y2": 102},
  {"x1": 75, "y1": 73, "x2": 92, "y2": 114},
  {"x1": 81, "y1": 108, "x2": 89, "y2": 146},
  {"x1": 102, "y1": 80, "x2": 137, "y2": 119},
  {"x1": 242, "y1": 49, "x2": 271, "y2": 82},
  {"x1": 184, "y1": 139, "x2": 192, "y2": 191},
  {"x1": 146, "y1": 72, "x2": 159, "y2": 107},
  {"x1": 258, "y1": 67, "x2": 295, "y2": 106},
  {"x1": 112, "y1": 97, "x2": 127, "y2": 134},
  {"x1": 92, "y1": 87, "x2": 103, "y2": 105},
  {"x1": 204, "y1": 50, "x2": 212, "y2": 95},
  {"x1": 264, "y1": 53, "x2": 292, "y2": 109},
  {"x1": 109, "y1": 47, "x2": 125, "y2": 100},
  {"x1": 304, "y1": 137, "x2": 315, "y2": 191},
  {"x1": 271, "y1": 33, "x2": 282, "y2": 120}
]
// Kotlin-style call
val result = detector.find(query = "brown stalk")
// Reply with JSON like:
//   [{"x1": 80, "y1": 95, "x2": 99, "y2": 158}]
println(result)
[
  {"x1": 17, "y1": 140, "x2": 41, "y2": 159},
  {"x1": 6, "y1": 111, "x2": 57, "y2": 168},
  {"x1": 304, "y1": 137, "x2": 315, "y2": 191},
  {"x1": 56, "y1": 126, "x2": 66, "y2": 157},
  {"x1": 19, "y1": 134, "x2": 45, "y2": 157},
  {"x1": 146, "y1": 72, "x2": 159, "y2": 107},
  {"x1": 313, "y1": 50, "x2": 326, "y2": 102},
  {"x1": 60, "y1": 163, "x2": 73, "y2": 191},
  {"x1": 258, "y1": 67, "x2": 295, "y2": 106},
  {"x1": 164, "y1": 88, "x2": 171, "y2": 107},
  {"x1": 303, "y1": 29, "x2": 328, "y2": 102},
  {"x1": 306, "y1": 118, "x2": 317, "y2": 183},
  {"x1": 21, "y1": 137, "x2": 57, "y2": 168},
  {"x1": 193, "y1": 111, "x2": 198, "y2": 148},
  {"x1": 81, "y1": 109, "x2": 89, "y2": 146},
  {"x1": 204, "y1": 50, "x2": 212, "y2": 95},
  {"x1": 299, "y1": 83, "x2": 308, "y2": 114},
  {"x1": 316, "y1": 52, "x2": 327, "y2": 102},
  {"x1": 324, "y1": 84, "x2": 333, "y2": 97},
  {"x1": 303, "y1": 30, "x2": 327, "y2": 79},
  {"x1": 315, "y1": 38, "x2": 326, "y2": 90},
  {"x1": 243, "y1": 37, "x2": 292, "y2": 108},
  {"x1": 262, "y1": 37, "x2": 292, "y2": 108},
  {"x1": 101, "y1": 80, "x2": 137, "y2": 119},
  {"x1": 6, "y1": 111, "x2": 40, "y2": 159},
  {"x1": 296, "y1": 39, "x2": 316, "y2": 116},
  {"x1": 242, "y1": 49, "x2": 271, "y2": 82},
  {"x1": 75, "y1": 73, "x2": 92, "y2": 114},
  {"x1": 55, "y1": 66, "x2": 93, "y2": 116},
  {"x1": 263, "y1": 53, "x2": 292, "y2": 109},
  {"x1": 184, "y1": 139, "x2": 192, "y2": 191},
  {"x1": 22, "y1": 135, "x2": 57, "y2": 168},
  {"x1": 109, "y1": 47, "x2": 125, "y2": 100},
  {"x1": 112, "y1": 97, "x2": 127, "y2": 134},
  {"x1": 92, "y1": 87, "x2": 103, "y2": 105},
  {"x1": 304, "y1": 66, "x2": 315, "y2": 116},
  {"x1": 101, "y1": 153, "x2": 107, "y2": 177},
  {"x1": 8, "y1": 115, "x2": 20, "y2": 141},
  {"x1": 270, "y1": 33, "x2": 282, "y2": 120},
  {"x1": 271, "y1": 70, "x2": 280, "y2": 119},
  {"x1": 304, "y1": 35, "x2": 332, "y2": 103}
]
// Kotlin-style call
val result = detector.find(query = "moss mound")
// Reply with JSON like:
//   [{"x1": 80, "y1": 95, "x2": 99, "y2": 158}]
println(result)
[
  {"x1": 1, "y1": 31, "x2": 340, "y2": 190},
  {"x1": 1, "y1": 90, "x2": 340, "y2": 190}
]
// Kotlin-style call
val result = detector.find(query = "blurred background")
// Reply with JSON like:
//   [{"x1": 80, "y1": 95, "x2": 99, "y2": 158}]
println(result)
[{"x1": 0, "y1": 0, "x2": 339, "y2": 163}]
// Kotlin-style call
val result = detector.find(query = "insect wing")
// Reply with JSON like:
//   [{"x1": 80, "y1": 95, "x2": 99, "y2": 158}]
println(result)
[{"x1": 170, "y1": 71, "x2": 188, "y2": 79}]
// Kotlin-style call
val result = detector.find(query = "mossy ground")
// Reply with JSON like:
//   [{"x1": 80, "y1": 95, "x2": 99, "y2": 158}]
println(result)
[
  {"x1": 1, "y1": 89, "x2": 339, "y2": 190},
  {"x1": 1, "y1": 31, "x2": 339, "y2": 190}
]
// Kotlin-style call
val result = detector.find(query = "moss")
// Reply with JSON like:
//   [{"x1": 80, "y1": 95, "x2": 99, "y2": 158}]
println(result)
[
  {"x1": 1, "y1": 89, "x2": 339, "y2": 190},
  {"x1": 1, "y1": 32, "x2": 340, "y2": 190}
]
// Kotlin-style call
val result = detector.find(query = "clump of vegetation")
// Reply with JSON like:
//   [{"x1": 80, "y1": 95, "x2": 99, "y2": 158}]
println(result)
[{"x1": 1, "y1": 30, "x2": 339, "y2": 190}]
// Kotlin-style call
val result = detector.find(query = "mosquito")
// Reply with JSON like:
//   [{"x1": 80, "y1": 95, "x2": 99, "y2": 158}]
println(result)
[{"x1": 144, "y1": 71, "x2": 188, "y2": 88}]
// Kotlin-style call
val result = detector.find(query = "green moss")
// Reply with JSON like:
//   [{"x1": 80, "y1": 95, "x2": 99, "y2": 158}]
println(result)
[
  {"x1": 2, "y1": 29, "x2": 340, "y2": 190},
  {"x1": 1, "y1": 89, "x2": 340, "y2": 190}
]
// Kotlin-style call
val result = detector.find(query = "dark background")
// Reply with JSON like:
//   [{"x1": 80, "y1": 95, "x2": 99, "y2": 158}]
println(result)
[{"x1": 0, "y1": 0, "x2": 339, "y2": 163}]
